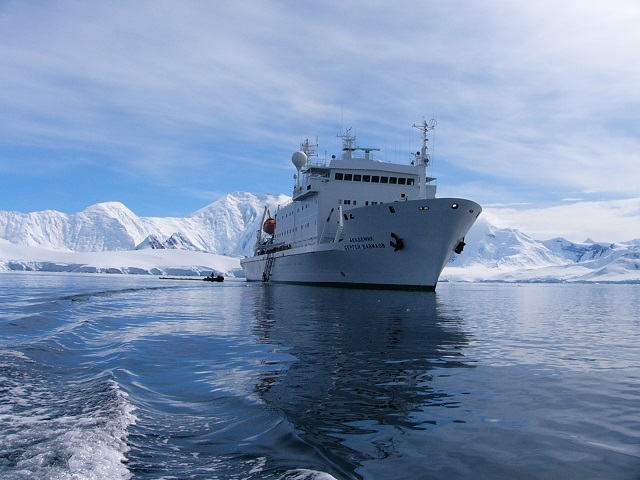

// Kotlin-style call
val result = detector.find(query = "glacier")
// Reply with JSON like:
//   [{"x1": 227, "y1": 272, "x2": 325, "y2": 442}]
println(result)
[
  {"x1": 1, "y1": 192, "x2": 639, "y2": 283},
  {"x1": 443, "y1": 217, "x2": 640, "y2": 283}
]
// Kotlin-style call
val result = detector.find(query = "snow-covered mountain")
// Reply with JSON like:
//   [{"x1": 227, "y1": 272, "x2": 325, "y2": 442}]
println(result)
[
  {"x1": 0, "y1": 194, "x2": 639, "y2": 282},
  {"x1": 136, "y1": 232, "x2": 202, "y2": 251},
  {"x1": 442, "y1": 217, "x2": 640, "y2": 283},
  {"x1": 0, "y1": 192, "x2": 289, "y2": 256},
  {"x1": 448, "y1": 218, "x2": 565, "y2": 269}
]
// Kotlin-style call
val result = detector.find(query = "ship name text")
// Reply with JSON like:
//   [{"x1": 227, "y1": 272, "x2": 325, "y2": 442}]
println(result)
[{"x1": 344, "y1": 236, "x2": 386, "y2": 251}]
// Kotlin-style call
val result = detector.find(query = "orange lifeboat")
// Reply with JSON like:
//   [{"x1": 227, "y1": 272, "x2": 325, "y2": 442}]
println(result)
[{"x1": 262, "y1": 217, "x2": 276, "y2": 235}]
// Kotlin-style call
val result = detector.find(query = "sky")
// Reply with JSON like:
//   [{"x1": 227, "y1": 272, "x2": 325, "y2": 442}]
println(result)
[{"x1": 1, "y1": 1, "x2": 639, "y2": 242}]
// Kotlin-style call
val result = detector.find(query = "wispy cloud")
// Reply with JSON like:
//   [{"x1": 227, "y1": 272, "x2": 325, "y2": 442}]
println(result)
[
  {"x1": 485, "y1": 198, "x2": 640, "y2": 243},
  {"x1": 0, "y1": 0, "x2": 638, "y2": 238}
]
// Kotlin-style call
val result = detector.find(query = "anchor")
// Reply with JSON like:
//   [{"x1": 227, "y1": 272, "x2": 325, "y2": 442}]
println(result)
[
  {"x1": 390, "y1": 232, "x2": 404, "y2": 251},
  {"x1": 454, "y1": 238, "x2": 466, "y2": 254}
]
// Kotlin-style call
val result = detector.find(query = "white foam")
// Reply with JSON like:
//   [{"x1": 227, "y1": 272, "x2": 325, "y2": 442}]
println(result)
[
  {"x1": 281, "y1": 469, "x2": 339, "y2": 480},
  {"x1": 0, "y1": 359, "x2": 136, "y2": 480}
]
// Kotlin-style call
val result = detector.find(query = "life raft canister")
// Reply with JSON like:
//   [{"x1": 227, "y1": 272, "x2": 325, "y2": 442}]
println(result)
[{"x1": 263, "y1": 218, "x2": 276, "y2": 235}]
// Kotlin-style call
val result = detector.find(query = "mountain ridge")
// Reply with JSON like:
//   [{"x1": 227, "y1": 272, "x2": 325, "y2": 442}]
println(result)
[
  {"x1": 444, "y1": 217, "x2": 640, "y2": 283},
  {"x1": 0, "y1": 192, "x2": 289, "y2": 256}
]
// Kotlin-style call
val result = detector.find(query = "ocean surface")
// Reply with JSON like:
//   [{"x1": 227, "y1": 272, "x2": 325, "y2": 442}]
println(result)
[{"x1": 1, "y1": 272, "x2": 639, "y2": 480}]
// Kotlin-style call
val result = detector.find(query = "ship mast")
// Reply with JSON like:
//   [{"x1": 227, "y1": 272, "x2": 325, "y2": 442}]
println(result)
[
  {"x1": 412, "y1": 119, "x2": 437, "y2": 199},
  {"x1": 337, "y1": 128, "x2": 357, "y2": 159},
  {"x1": 300, "y1": 137, "x2": 318, "y2": 160}
]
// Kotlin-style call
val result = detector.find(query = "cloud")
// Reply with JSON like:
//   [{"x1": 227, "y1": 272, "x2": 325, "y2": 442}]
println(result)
[
  {"x1": 485, "y1": 198, "x2": 640, "y2": 243},
  {"x1": 0, "y1": 0, "x2": 639, "y2": 234}
]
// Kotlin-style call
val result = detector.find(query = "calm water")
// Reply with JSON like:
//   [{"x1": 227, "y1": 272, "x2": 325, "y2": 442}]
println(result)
[{"x1": 0, "y1": 273, "x2": 639, "y2": 479}]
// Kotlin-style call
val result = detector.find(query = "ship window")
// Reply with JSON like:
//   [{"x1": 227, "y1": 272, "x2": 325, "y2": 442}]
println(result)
[
  {"x1": 338, "y1": 199, "x2": 342, "y2": 204},
  {"x1": 344, "y1": 200, "x2": 351, "y2": 205},
  {"x1": 353, "y1": 174, "x2": 362, "y2": 181},
  {"x1": 335, "y1": 173, "x2": 344, "y2": 180},
  {"x1": 419, "y1": 206, "x2": 430, "y2": 210},
  {"x1": 407, "y1": 178, "x2": 415, "y2": 185},
  {"x1": 398, "y1": 177, "x2": 406, "y2": 185},
  {"x1": 344, "y1": 173, "x2": 353, "y2": 181},
  {"x1": 380, "y1": 176, "x2": 388, "y2": 183},
  {"x1": 353, "y1": 200, "x2": 357, "y2": 205},
  {"x1": 452, "y1": 203, "x2": 459, "y2": 209},
  {"x1": 371, "y1": 176, "x2": 379, "y2": 183},
  {"x1": 363, "y1": 175, "x2": 370, "y2": 182},
  {"x1": 389, "y1": 177, "x2": 398, "y2": 184}
]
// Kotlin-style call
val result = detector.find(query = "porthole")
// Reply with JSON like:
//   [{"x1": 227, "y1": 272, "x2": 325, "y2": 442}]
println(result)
[{"x1": 452, "y1": 203, "x2": 459, "y2": 209}]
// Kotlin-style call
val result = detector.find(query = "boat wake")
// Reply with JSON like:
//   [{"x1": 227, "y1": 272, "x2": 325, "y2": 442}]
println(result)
[{"x1": 0, "y1": 350, "x2": 136, "y2": 479}]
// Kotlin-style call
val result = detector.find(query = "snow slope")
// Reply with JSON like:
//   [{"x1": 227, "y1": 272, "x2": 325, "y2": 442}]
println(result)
[
  {"x1": 0, "y1": 238, "x2": 241, "y2": 277},
  {"x1": 0, "y1": 192, "x2": 289, "y2": 256},
  {"x1": 442, "y1": 217, "x2": 640, "y2": 283}
]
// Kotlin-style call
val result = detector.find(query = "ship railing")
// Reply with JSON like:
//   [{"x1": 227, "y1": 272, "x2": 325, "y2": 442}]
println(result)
[
  {"x1": 277, "y1": 199, "x2": 293, "y2": 211},
  {"x1": 304, "y1": 158, "x2": 330, "y2": 168}
]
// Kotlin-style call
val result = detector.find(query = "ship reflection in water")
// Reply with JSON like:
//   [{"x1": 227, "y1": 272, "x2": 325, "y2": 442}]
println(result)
[{"x1": 251, "y1": 285, "x2": 474, "y2": 478}]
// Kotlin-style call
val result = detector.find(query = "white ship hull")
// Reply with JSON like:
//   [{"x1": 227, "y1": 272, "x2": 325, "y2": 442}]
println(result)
[{"x1": 241, "y1": 198, "x2": 480, "y2": 290}]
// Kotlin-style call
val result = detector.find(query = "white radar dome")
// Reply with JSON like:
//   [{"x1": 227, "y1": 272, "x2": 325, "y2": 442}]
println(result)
[{"x1": 291, "y1": 151, "x2": 307, "y2": 170}]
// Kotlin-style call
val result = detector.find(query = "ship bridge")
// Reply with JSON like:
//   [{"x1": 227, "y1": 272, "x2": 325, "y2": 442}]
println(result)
[{"x1": 291, "y1": 127, "x2": 436, "y2": 203}]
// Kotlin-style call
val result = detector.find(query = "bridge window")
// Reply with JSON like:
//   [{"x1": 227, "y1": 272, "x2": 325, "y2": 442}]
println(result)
[{"x1": 353, "y1": 174, "x2": 362, "y2": 181}]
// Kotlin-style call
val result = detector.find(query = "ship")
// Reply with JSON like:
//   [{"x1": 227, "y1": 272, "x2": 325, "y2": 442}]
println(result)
[{"x1": 240, "y1": 119, "x2": 481, "y2": 290}]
